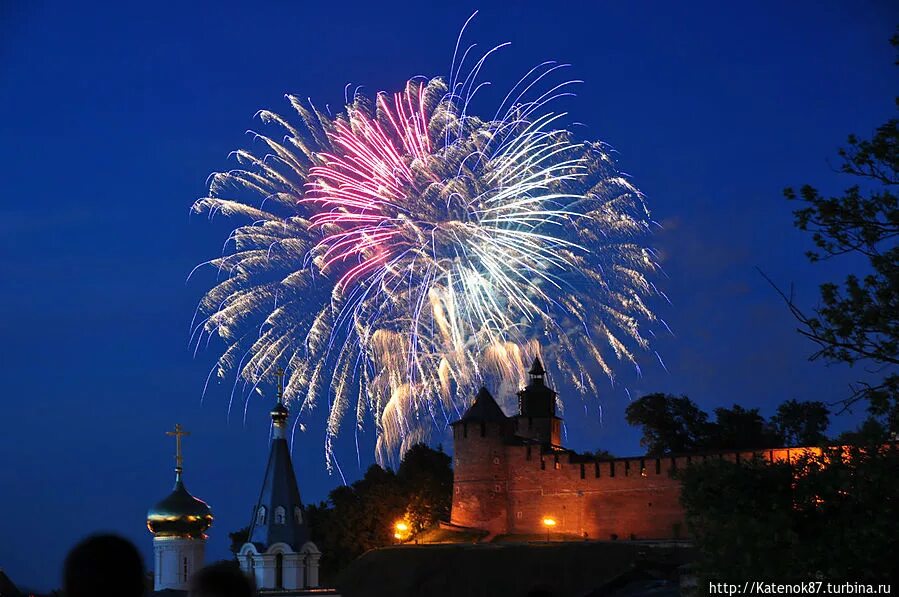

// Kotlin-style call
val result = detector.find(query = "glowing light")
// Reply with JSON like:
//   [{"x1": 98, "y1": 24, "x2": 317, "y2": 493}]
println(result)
[
  {"x1": 189, "y1": 24, "x2": 662, "y2": 469},
  {"x1": 395, "y1": 522, "x2": 409, "y2": 532},
  {"x1": 542, "y1": 517, "x2": 557, "y2": 527}
]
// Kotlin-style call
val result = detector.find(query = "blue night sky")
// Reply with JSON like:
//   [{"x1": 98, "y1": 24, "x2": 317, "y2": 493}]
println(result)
[{"x1": 1, "y1": 1, "x2": 896, "y2": 590}]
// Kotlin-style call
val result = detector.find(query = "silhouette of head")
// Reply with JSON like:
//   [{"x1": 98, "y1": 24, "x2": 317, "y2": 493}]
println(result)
[
  {"x1": 64, "y1": 534, "x2": 145, "y2": 597},
  {"x1": 189, "y1": 561, "x2": 256, "y2": 597}
]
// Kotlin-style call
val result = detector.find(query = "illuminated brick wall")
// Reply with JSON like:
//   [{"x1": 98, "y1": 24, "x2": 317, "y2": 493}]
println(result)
[{"x1": 450, "y1": 424, "x2": 820, "y2": 540}]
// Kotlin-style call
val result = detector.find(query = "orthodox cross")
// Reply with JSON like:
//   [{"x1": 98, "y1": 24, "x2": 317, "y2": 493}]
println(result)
[
  {"x1": 166, "y1": 423, "x2": 190, "y2": 470},
  {"x1": 276, "y1": 367, "x2": 285, "y2": 404}
]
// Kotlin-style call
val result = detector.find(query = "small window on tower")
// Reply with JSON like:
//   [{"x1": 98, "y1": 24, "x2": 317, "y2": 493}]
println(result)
[
  {"x1": 516, "y1": 511, "x2": 522, "y2": 519},
  {"x1": 294, "y1": 506, "x2": 303, "y2": 524},
  {"x1": 275, "y1": 506, "x2": 286, "y2": 525},
  {"x1": 492, "y1": 456, "x2": 500, "y2": 465},
  {"x1": 494, "y1": 483, "x2": 502, "y2": 492},
  {"x1": 256, "y1": 506, "x2": 266, "y2": 525}
]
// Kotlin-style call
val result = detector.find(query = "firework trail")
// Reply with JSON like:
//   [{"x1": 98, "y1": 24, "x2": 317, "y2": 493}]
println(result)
[{"x1": 190, "y1": 21, "x2": 663, "y2": 468}]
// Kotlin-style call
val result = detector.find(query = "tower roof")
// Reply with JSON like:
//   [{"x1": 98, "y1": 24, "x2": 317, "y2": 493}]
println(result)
[
  {"x1": 518, "y1": 359, "x2": 558, "y2": 418},
  {"x1": 459, "y1": 387, "x2": 508, "y2": 423},
  {"x1": 147, "y1": 478, "x2": 213, "y2": 539},
  {"x1": 247, "y1": 398, "x2": 310, "y2": 551}
]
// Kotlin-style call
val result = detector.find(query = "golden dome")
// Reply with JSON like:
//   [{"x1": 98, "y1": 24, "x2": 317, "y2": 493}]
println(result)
[{"x1": 147, "y1": 476, "x2": 213, "y2": 539}]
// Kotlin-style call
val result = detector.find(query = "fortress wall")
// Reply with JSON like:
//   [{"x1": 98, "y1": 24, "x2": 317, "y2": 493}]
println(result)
[
  {"x1": 504, "y1": 447, "x2": 687, "y2": 539},
  {"x1": 451, "y1": 421, "x2": 832, "y2": 539}
]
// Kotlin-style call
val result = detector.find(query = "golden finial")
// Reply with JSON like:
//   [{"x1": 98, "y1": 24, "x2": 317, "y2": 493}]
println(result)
[{"x1": 166, "y1": 423, "x2": 190, "y2": 472}]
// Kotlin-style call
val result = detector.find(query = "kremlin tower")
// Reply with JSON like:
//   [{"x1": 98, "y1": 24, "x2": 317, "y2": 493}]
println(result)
[{"x1": 147, "y1": 424, "x2": 213, "y2": 591}]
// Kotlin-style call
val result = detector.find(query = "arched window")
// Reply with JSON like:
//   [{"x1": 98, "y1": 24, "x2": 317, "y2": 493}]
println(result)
[
  {"x1": 275, "y1": 553, "x2": 284, "y2": 589},
  {"x1": 294, "y1": 506, "x2": 303, "y2": 524},
  {"x1": 256, "y1": 506, "x2": 266, "y2": 525},
  {"x1": 275, "y1": 506, "x2": 286, "y2": 525}
]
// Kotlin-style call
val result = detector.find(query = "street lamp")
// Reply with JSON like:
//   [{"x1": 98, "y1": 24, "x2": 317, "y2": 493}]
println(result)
[
  {"x1": 542, "y1": 517, "x2": 557, "y2": 542},
  {"x1": 394, "y1": 521, "x2": 409, "y2": 542}
]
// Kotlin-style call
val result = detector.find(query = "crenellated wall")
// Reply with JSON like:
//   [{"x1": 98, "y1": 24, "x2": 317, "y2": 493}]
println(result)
[{"x1": 450, "y1": 436, "x2": 825, "y2": 539}]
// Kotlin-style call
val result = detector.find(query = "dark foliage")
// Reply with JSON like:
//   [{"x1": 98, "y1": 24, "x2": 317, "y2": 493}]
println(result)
[
  {"x1": 708, "y1": 404, "x2": 782, "y2": 450},
  {"x1": 396, "y1": 443, "x2": 453, "y2": 534},
  {"x1": 625, "y1": 394, "x2": 826, "y2": 454},
  {"x1": 624, "y1": 393, "x2": 710, "y2": 455},
  {"x1": 836, "y1": 416, "x2": 891, "y2": 445},
  {"x1": 228, "y1": 526, "x2": 249, "y2": 555},
  {"x1": 780, "y1": 31, "x2": 899, "y2": 427},
  {"x1": 771, "y1": 399, "x2": 831, "y2": 446},
  {"x1": 679, "y1": 444, "x2": 899, "y2": 581}
]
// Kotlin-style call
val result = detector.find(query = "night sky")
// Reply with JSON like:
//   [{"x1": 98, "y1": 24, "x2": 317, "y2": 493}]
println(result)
[{"x1": 1, "y1": 1, "x2": 896, "y2": 591}]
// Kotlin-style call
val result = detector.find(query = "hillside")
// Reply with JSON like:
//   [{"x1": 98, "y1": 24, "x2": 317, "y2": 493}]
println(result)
[{"x1": 336, "y1": 540, "x2": 694, "y2": 597}]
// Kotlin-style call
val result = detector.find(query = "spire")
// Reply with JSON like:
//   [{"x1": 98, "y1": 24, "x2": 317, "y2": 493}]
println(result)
[
  {"x1": 246, "y1": 366, "x2": 310, "y2": 551},
  {"x1": 529, "y1": 356, "x2": 546, "y2": 381},
  {"x1": 518, "y1": 358, "x2": 557, "y2": 418},
  {"x1": 271, "y1": 368, "x2": 289, "y2": 438},
  {"x1": 166, "y1": 423, "x2": 190, "y2": 483}
]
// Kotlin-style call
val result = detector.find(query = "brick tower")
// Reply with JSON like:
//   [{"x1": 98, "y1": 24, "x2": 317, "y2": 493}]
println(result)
[
  {"x1": 513, "y1": 357, "x2": 562, "y2": 446},
  {"x1": 449, "y1": 387, "x2": 512, "y2": 534}
]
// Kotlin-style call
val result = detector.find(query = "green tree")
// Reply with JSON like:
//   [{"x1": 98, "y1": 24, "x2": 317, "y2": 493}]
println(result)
[
  {"x1": 679, "y1": 446, "x2": 899, "y2": 582},
  {"x1": 836, "y1": 416, "x2": 890, "y2": 446},
  {"x1": 678, "y1": 458, "x2": 796, "y2": 580},
  {"x1": 625, "y1": 393, "x2": 710, "y2": 455},
  {"x1": 303, "y1": 443, "x2": 453, "y2": 582},
  {"x1": 771, "y1": 399, "x2": 830, "y2": 446},
  {"x1": 397, "y1": 443, "x2": 453, "y2": 534},
  {"x1": 227, "y1": 526, "x2": 249, "y2": 555},
  {"x1": 708, "y1": 404, "x2": 781, "y2": 450},
  {"x1": 781, "y1": 32, "x2": 899, "y2": 428}
]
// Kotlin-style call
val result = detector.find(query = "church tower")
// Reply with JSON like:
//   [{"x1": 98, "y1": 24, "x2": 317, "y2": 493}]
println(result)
[
  {"x1": 147, "y1": 424, "x2": 213, "y2": 591},
  {"x1": 513, "y1": 357, "x2": 562, "y2": 446},
  {"x1": 238, "y1": 369, "x2": 322, "y2": 592}
]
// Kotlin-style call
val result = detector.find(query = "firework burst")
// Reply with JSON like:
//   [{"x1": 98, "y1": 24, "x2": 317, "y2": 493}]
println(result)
[{"x1": 191, "y1": 28, "x2": 664, "y2": 468}]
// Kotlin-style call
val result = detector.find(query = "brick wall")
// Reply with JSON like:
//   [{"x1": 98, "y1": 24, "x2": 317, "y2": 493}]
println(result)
[{"x1": 451, "y1": 437, "x2": 825, "y2": 539}]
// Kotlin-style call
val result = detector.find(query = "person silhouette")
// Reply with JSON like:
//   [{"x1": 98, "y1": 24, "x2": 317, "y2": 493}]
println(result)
[
  {"x1": 189, "y1": 561, "x2": 256, "y2": 597},
  {"x1": 64, "y1": 534, "x2": 145, "y2": 597}
]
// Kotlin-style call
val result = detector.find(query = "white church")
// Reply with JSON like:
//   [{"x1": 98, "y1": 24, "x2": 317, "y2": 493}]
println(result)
[{"x1": 146, "y1": 373, "x2": 336, "y2": 595}]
